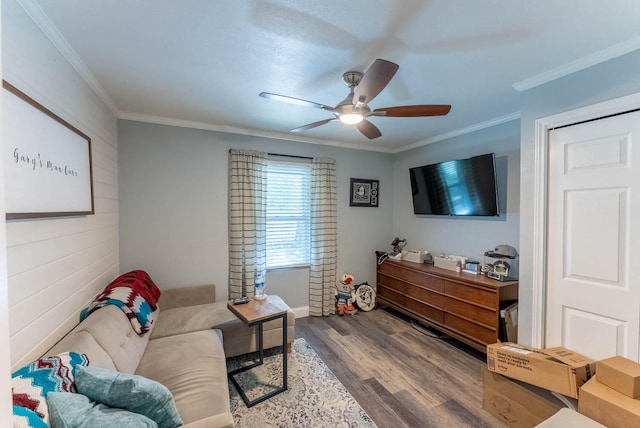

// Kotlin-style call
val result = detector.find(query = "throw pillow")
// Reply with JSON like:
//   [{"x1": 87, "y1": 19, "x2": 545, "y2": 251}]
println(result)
[
  {"x1": 75, "y1": 366, "x2": 182, "y2": 428},
  {"x1": 12, "y1": 352, "x2": 90, "y2": 425},
  {"x1": 47, "y1": 392, "x2": 158, "y2": 428},
  {"x1": 12, "y1": 405, "x2": 48, "y2": 428}
]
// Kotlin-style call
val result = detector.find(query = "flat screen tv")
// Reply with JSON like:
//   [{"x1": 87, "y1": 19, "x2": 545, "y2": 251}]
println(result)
[{"x1": 409, "y1": 153, "x2": 499, "y2": 216}]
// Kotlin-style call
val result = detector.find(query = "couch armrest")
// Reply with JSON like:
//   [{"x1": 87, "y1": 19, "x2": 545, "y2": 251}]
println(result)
[
  {"x1": 158, "y1": 285, "x2": 216, "y2": 310},
  {"x1": 181, "y1": 412, "x2": 234, "y2": 428}
]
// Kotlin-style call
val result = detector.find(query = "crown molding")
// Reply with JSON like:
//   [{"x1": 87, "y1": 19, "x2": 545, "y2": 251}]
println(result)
[
  {"x1": 16, "y1": 0, "x2": 119, "y2": 115},
  {"x1": 394, "y1": 112, "x2": 521, "y2": 153},
  {"x1": 513, "y1": 36, "x2": 640, "y2": 92},
  {"x1": 117, "y1": 111, "x2": 395, "y2": 153}
]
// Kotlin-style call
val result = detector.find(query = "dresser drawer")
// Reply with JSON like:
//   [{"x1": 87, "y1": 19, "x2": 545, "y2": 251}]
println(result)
[
  {"x1": 378, "y1": 281, "x2": 445, "y2": 309},
  {"x1": 377, "y1": 285, "x2": 406, "y2": 307},
  {"x1": 406, "y1": 285, "x2": 445, "y2": 309},
  {"x1": 445, "y1": 313, "x2": 496, "y2": 345},
  {"x1": 377, "y1": 274, "x2": 408, "y2": 294},
  {"x1": 404, "y1": 299, "x2": 444, "y2": 325},
  {"x1": 445, "y1": 281, "x2": 497, "y2": 308},
  {"x1": 379, "y1": 263, "x2": 444, "y2": 293},
  {"x1": 445, "y1": 298, "x2": 495, "y2": 327}
]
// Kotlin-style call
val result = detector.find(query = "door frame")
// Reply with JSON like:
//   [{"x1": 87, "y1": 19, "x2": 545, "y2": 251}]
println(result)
[{"x1": 531, "y1": 91, "x2": 640, "y2": 348}]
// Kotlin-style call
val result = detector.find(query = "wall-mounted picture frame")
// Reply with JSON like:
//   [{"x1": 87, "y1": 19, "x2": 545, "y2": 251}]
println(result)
[
  {"x1": 349, "y1": 178, "x2": 379, "y2": 207},
  {"x1": 3, "y1": 80, "x2": 94, "y2": 220}
]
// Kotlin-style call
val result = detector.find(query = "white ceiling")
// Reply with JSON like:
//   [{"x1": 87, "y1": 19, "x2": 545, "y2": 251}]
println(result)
[{"x1": 32, "y1": 0, "x2": 640, "y2": 152}]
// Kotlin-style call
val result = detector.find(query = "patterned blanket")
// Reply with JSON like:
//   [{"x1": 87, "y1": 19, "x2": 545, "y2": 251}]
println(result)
[
  {"x1": 104, "y1": 270, "x2": 162, "y2": 310},
  {"x1": 81, "y1": 286, "x2": 154, "y2": 334}
]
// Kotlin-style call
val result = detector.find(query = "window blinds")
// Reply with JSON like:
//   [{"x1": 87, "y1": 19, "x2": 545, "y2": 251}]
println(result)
[{"x1": 266, "y1": 161, "x2": 311, "y2": 268}]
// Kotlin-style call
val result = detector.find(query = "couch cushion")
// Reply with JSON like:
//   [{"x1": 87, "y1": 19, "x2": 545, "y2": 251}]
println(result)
[
  {"x1": 150, "y1": 302, "x2": 229, "y2": 339},
  {"x1": 151, "y1": 300, "x2": 295, "y2": 358},
  {"x1": 47, "y1": 392, "x2": 158, "y2": 428},
  {"x1": 135, "y1": 329, "x2": 230, "y2": 425},
  {"x1": 51, "y1": 305, "x2": 151, "y2": 374},
  {"x1": 157, "y1": 285, "x2": 215, "y2": 310},
  {"x1": 47, "y1": 330, "x2": 117, "y2": 371},
  {"x1": 75, "y1": 365, "x2": 182, "y2": 428}
]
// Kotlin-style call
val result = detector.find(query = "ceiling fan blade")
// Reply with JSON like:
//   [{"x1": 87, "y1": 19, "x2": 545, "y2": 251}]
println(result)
[
  {"x1": 259, "y1": 92, "x2": 335, "y2": 112},
  {"x1": 291, "y1": 118, "x2": 336, "y2": 132},
  {"x1": 356, "y1": 119, "x2": 382, "y2": 139},
  {"x1": 373, "y1": 105, "x2": 451, "y2": 117},
  {"x1": 352, "y1": 59, "x2": 399, "y2": 105}
]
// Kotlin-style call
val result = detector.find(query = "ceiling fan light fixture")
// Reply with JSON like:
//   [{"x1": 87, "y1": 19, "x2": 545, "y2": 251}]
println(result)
[
  {"x1": 338, "y1": 103, "x2": 365, "y2": 124},
  {"x1": 340, "y1": 113, "x2": 364, "y2": 124}
]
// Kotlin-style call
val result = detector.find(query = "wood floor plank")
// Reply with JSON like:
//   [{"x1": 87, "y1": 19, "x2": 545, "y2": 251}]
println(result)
[
  {"x1": 364, "y1": 378, "x2": 427, "y2": 428},
  {"x1": 295, "y1": 308, "x2": 507, "y2": 428}
]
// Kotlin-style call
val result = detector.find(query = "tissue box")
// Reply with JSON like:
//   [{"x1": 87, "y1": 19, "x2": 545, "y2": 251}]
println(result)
[
  {"x1": 433, "y1": 255, "x2": 467, "y2": 271},
  {"x1": 402, "y1": 250, "x2": 430, "y2": 263}
]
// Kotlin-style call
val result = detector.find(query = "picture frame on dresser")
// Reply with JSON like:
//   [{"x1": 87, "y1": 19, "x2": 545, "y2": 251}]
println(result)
[{"x1": 3, "y1": 80, "x2": 94, "y2": 220}]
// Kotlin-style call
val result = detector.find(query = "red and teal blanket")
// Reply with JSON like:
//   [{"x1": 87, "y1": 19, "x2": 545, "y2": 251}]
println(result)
[{"x1": 81, "y1": 270, "x2": 161, "y2": 335}]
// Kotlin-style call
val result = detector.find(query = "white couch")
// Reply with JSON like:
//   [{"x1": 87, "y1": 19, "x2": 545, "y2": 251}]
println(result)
[{"x1": 46, "y1": 285, "x2": 295, "y2": 427}]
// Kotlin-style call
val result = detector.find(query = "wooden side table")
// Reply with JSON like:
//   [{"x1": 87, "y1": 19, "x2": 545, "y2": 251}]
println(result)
[{"x1": 226, "y1": 295, "x2": 289, "y2": 407}]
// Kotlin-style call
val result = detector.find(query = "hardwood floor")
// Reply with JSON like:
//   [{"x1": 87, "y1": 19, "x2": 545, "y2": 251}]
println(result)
[{"x1": 295, "y1": 308, "x2": 507, "y2": 428}]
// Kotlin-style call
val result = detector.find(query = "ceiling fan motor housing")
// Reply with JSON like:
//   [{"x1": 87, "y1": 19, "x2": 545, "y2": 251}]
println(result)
[{"x1": 342, "y1": 71, "x2": 363, "y2": 87}]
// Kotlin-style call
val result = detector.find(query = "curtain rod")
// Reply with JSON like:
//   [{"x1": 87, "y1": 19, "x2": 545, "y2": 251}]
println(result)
[{"x1": 268, "y1": 153, "x2": 313, "y2": 160}]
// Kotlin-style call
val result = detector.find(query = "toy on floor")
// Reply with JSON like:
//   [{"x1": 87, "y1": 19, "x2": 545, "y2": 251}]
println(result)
[{"x1": 336, "y1": 273, "x2": 357, "y2": 316}]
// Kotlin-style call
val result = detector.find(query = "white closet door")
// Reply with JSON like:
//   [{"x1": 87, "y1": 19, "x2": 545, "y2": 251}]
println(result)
[{"x1": 546, "y1": 110, "x2": 640, "y2": 361}]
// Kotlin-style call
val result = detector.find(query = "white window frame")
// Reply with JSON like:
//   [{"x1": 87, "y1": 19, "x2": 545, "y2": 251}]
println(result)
[{"x1": 266, "y1": 159, "x2": 311, "y2": 270}]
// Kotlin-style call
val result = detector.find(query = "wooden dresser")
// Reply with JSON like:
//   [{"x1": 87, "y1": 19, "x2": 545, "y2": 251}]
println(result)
[{"x1": 376, "y1": 258, "x2": 518, "y2": 352}]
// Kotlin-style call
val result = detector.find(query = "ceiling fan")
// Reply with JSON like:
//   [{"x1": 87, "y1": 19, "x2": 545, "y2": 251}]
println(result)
[{"x1": 259, "y1": 59, "x2": 451, "y2": 139}]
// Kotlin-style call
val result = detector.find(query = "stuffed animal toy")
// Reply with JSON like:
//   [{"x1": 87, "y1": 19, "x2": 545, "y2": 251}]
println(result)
[{"x1": 336, "y1": 273, "x2": 357, "y2": 316}]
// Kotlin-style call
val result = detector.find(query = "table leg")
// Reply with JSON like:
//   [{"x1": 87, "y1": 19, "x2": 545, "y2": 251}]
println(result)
[
  {"x1": 228, "y1": 313, "x2": 288, "y2": 407},
  {"x1": 282, "y1": 313, "x2": 287, "y2": 390},
  {"x1": 258, "y1": 322, "x2": 264, "y2": 364}
]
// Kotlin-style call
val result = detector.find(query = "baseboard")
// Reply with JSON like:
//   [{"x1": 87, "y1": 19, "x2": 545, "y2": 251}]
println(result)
[{"x1": 292, "y1": 306, "x2": 309, "y2": 318}]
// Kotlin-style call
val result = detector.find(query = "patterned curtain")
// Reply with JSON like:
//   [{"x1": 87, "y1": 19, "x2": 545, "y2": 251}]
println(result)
[
  {"x1": 228, "y1": 149, "x2": 267, "y2": 299},
  {"x1": 309, "y1": 158, "x2": 337, "y2": 316}
]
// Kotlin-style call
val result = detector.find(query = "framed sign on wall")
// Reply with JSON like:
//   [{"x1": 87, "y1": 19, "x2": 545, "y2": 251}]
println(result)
[
  {"x1": 349, "y1": 178, "x2": 379, "y2": 207},
  {"x1": 3, "y1": 80, "x2": 94, "y2": 220}
]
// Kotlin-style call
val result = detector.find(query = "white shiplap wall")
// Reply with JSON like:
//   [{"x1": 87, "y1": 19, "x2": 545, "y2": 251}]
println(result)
[
  {"x1": 3, "y1": 0, "x2": 119, "y2": 369},
  {"x1": 0, "y1": 0, "x2": 15, "y2": 419}
]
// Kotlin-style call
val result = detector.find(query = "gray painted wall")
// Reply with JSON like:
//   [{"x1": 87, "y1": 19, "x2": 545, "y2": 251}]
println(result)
[
  {"x1": 519, "y1": 49, "x2": 640, "y2": 345},
  {"x1": 118, "y1": 120, "x2": 393, "y2": 307},
  {"x1": 392, "y1": 120, "x2": 521, "y2": 262}
]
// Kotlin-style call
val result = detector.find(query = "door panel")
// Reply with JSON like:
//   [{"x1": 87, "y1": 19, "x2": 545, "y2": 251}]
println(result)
[
  {"x1": 546, "y1": 110, "x2": 640, "y2": 361},
  {"x1": 565, "y1": 188, "x2": 626, "y2": 284},
  {"x1": 563, "y1": 307, "x2": 626, "y2": 359}
]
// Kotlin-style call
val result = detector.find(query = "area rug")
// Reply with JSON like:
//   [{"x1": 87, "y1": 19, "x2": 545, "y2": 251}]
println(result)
[{"x1": 227, "y1": 338, "x2": 377, "y2": 428}]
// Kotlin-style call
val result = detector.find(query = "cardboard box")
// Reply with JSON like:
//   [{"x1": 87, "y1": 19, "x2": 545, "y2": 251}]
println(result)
[
  {"x1": 579, "y1": 375, "x2": 640, "y2": 428},
  {"x1": 486, "y1": 343, "x2": 596, "y2": 399},
  {"x1": 596, "y1": 355, "x2": 640, "y2": 398},
  {"x1": 483, "y1": 368, "x2": 563, "y2": 427}
]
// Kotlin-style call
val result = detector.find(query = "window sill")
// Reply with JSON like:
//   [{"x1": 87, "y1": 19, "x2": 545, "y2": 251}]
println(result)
[{"x1": 267, "y1": 264, "x2": 310, "y2": 273}]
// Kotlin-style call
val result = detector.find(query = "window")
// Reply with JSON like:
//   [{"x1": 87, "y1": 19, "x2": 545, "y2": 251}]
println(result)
[{"x1": 266, "y1": 160, "x2": 311, "y2": 269}]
